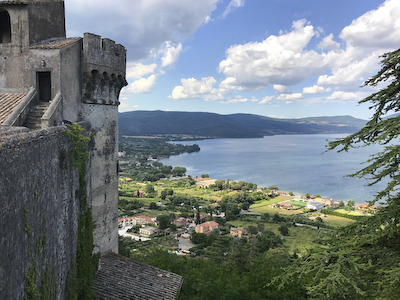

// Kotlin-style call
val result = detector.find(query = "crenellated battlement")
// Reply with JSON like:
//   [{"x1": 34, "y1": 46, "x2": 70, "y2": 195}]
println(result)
[
  {"x1": 83, "y1": 33, "x2": 126, "y2": 74},
  {"x1": 82, "y1": 33, "x2": 127, "y2": 106}
]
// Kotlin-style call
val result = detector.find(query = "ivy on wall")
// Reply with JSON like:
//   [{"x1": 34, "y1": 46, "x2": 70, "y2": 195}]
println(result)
[{"x1": 65, "y1": 124, "x2": 99, "y2": 300}]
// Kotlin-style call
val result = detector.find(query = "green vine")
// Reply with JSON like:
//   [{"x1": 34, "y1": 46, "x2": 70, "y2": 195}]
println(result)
[{"x1": 65, "y1": 124, "x2": 99, "y2": 300}]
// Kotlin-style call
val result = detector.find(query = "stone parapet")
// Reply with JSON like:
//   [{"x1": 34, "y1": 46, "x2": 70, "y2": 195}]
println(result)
[{"x1": 82, "y1": 33, "x2": 127, "y2": 106}]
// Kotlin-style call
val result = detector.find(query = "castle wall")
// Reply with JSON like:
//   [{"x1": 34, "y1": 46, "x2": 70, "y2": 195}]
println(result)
[
  {"x1": 60, "y1": 40, "x2": 82, "y2": 122},
  {"x1": 27, "y1": 0, "x2": 66, "y2": 45},
  {"x1": 0, "y1": 126, "x2": 84, "y2": 299}
]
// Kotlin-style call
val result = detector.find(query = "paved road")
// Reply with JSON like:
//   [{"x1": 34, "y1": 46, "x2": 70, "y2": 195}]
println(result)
[{"x1": 177, "y1": 237, "x2": 195, "y2": 250}]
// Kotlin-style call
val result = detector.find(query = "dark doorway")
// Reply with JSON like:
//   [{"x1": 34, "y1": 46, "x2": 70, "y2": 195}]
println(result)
[
  {"x1": 37, "y1": 72, "x2": 51, "y2": 101},
  {"x1": 0, "y1": 10, "x2": 12, "y2": 43}
]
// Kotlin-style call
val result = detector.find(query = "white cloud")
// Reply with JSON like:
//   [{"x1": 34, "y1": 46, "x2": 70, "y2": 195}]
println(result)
[
  {"x1": 273, "y1": 84, "x2": 289, "y2": 93},
  {"x1": 221, "y1": 95, "x2": 255, "y2": 104},
  {"x1": 218, "y1": 19, "x2": 326, "y2": 90},
  {"x1": 317, "y1": 52, "x2": 380, "y2": 87},
  {"x1": 318, "y1": 33, "x2": 340, "y2": 51},
  {"x1": 222, "y1": 0, "x2": 245, "y2": 18},
  {"x1": 126, "y1": 62, "x2": 158, "y2": 79},
  {"x1": 66, "y1": 0, "x2": 218, "y2": 60},
  {"x1": 277, "y1": 93, "x2": 303, "y2": 101},
  {"x1": 258, "y1": 96, "x2": 275, "y2": 104},
  {"x1": 169, "y1": 77, "x2": 223, "y2": 100},
  {"x1": 326, "y1": 91, "x2": 360, "y2": 101},
  {"x1": 126, "y1": 75, "x2": 157, "y2": 94},
  {"x1": 118, "y1": 102, "x2": 139, "y2": 113},
  {"x1": 161, "y1": 42, "x2": 183, "y2": 67},
  {"x1": 340, "y1": 0, "x2": 400, "y2": 49},
  {"x1": 303, "y1": 85, "x2": 330, "y2": 94}
]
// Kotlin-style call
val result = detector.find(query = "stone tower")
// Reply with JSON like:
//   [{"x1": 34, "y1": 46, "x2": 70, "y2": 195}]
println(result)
[{"x1": 0, "y1": 1, "x2": 126, "y2": 297}]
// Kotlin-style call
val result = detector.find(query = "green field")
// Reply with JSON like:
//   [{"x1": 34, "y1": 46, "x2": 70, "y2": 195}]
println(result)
[{"x1": 321, "y1": 215, "x2": 356, "y2": 227}]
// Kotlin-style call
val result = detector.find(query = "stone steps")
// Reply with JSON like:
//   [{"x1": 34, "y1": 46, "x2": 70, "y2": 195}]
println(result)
[{"x1": 24, "y1": 102, "x2": 50, "y2": 130}]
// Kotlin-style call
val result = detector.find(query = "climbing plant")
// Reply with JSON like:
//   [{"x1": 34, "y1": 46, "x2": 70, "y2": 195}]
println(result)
[{"x1": 65, "y1": 124, "x2": 99, "y2": 300}]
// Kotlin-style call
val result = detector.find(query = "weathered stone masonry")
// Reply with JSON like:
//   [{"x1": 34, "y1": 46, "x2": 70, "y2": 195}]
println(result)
[
  {"x1": 0, "y1": 126, "x2": 82, "y2": 299},
  {"x1": 0, "y1": 0, "x2": 127, "y2": 298}
]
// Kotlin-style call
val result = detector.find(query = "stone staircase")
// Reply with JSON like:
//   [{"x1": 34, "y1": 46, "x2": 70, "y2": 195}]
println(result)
[{"x1": 23, "y1": 102, "x2": 50, "y2": 130}]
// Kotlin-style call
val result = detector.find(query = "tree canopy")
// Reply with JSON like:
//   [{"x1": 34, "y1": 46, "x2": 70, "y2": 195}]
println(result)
[{"x1": 275, "y1": 49, "x2": 400, "y2": 299}]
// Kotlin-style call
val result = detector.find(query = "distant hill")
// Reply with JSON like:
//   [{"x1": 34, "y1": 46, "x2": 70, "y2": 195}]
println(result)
[{"x1": 119, "y1": 110, "x2": 366, "y2": 138}]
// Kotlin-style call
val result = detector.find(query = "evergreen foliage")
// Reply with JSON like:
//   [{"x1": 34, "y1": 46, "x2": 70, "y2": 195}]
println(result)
[{"x1": 275, "y1": 49, "x2": 400, "y2": 299}]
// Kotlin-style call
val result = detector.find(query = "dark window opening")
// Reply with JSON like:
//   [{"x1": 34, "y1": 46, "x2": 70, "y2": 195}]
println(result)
[
  {"x1": 0, "y1": 10, "x2": 11, "y2": 43},
  {"x1": 37, "y1": 72, "x2": 52, "y2": 101}
]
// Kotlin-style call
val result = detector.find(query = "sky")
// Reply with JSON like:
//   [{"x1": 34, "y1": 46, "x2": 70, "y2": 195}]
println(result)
[{"x1": 65, "y1": 0, "x2": 400, "y2": 120}]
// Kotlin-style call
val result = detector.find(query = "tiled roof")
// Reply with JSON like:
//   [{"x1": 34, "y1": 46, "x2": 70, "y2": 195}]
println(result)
[
  {"x1": 93, "y1": 253, "x2": 183, "y2": 300},
  {"x1": 200, "y1": 221, "x2": 219, "y2": 227},
  {"x1": 30, "y1": 37, "x2": 81, "y2": 50},
  {"x1": 0, "y1": 92, "x2": 26, "y2": 124}
]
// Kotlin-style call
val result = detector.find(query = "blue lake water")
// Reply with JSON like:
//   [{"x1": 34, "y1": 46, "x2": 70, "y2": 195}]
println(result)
[{"x1": 160, "y1": 134, "x2": 386, "y2": 203}]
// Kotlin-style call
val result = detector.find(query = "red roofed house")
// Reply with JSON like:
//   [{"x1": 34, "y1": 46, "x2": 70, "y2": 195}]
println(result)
[
  {"x1": 357, "y1": 203, "x2": 377, "y2": 211},
  {"x1": 195, "y1": 221, "x2": 219, "y2": 234},
  {"x1": 132, "y1": 215, "x2": 157, "y2": 226},
  {"x1": 174, "y1": 217, "x2": 189, "y2": 228},
  {"x1": 279, "y1": 202, "x2": 293, "y2": 209}
]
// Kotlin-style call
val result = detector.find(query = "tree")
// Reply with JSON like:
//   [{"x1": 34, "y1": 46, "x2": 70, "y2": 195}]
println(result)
[
  {"x1": 304, "y1": 192, "x2": 310, "y2": 198},
  {"x1": 347, "y1": 200, "x2": 355, "y2": 207},
  {"x1": 315, "y1": 216, "x2": 323, "y2": 229},
  {"x1": 275, "y1": 49, "x2": 400, "y2": 299},
  {"x1": 201, "y1": 174, "x2": 209, "y2": 178},
  {"x1": 160, "y1": 189, "x2": 167, "y2": 200},
  {"x1": 169, "y1": 223, "x2": 177, "y2": 232},
  {"x1": 156, "y1": 214, "x2": 170, "y2": 230},
  {"x1": 241, "y1": 202, "x2": 250, "y2": 210},
  {"x1": 149, "y1": 202, "x2": 158, "y2": 210},
  {"x1": 289, "y1": 191, "x2": 294, "y2": 196},
  {"x1": 315, "y1": 193, "x2": 321, "y2": 198},
  {"x1": 172, "y1": 166, "x2": 186, "y2": 177},
  {"x1": 278, "y1": 224, "x2": 289, "y2": 236},
  {"x1": 195, "y1": 209, "x2": 201, "y2": 225},
  {"x1": 248, "y1": 225, "x2": 258, "y2": 236},
  {"x1": 145, "y1": 183, "x2": 155, "y2": 194}
]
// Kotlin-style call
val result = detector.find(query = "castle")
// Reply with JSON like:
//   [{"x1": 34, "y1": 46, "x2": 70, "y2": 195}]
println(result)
[{"x1": 0, "y1": 0, "x2": 126, "y2": 298}]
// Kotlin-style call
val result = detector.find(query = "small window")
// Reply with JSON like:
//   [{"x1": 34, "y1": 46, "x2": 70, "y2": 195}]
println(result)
[{"x1": 0, "y1": 9, "x2": 11, "y2": 43}]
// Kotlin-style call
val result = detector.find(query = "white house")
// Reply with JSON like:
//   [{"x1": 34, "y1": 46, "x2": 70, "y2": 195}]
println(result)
[{"x1": 306, "y1": 201, "x2": 325, "y2": 210}]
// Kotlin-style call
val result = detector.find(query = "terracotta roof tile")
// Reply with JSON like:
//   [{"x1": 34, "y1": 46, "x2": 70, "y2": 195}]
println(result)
[
  {"x1": 30, "y1": 37, "x2": 81, "y2": 50},
  {"x1": 0, "y1": 92, "x2": 26, "y2": 124},
  {"x1": 93, "y1": 252, "x2": 183, "y2": 300}
]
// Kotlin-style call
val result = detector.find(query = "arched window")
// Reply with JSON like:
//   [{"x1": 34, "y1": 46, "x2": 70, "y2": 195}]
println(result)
[{"x1": 0, "y1": 9, "x2": 11, "y2": 43}]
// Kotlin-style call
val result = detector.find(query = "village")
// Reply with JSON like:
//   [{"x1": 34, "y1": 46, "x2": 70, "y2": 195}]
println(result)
[{"x1": 117, "y1": 175, "x2": 378, "y2": 257}]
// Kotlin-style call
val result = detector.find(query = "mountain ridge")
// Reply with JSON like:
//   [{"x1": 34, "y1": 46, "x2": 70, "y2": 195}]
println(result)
[{"x1": 119, "y1": 110, "x2": 367, "y2": 138}]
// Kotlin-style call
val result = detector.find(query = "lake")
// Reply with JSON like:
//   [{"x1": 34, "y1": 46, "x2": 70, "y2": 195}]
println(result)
[{"x1": 160, "y1": 134, "x2": 386, "y2": 203}]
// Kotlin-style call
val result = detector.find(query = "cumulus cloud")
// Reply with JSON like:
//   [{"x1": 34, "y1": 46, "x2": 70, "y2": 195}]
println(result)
[
  {"x1": 340, "y1": 0, "x2": 400, "y2": 49},
  {"x1": 277, "y1": 93, "x2": 303, "y2": 101},
  {"x1": 126, "y1": 62, "x2": 158, "y2": 79},
  {"x1": 222, "y1": 0, "x2": 246, "y2": 18},
  {"x1": 221, "y1": 95, "x2": 257, "y2": 104},
  {"x1": 218, "y1": 19, "x2": 325, "y2": 91},
  {"x1": 258, "y1": 96, "x2": 275, "y2": 104},
  {"x1": 126, "y1": 75, "x2": 157, "y2": 94},
  {"x1": 303, "y1": 85, "x2": 330, "y2": 94},
  {"x1": 326, "y1": 91, "x2": 360, "y2": 101},
  {"x1": 318, "y1": 34, "x2": 340, "y2": 51},
  {"x1": 169, "y1": 77, "x2": 223, "y2": 100},
  {"x1": 317, "y1": 52, "x2": 381, "y2": 87},
  {"x1": 273, "y1": 84, "x2": 290, "y2": 93},
  {"x1": 66, "y1": 0, "x2": 218, "y2": 60},
  {"x1": 161, "y1": 42, "x2": 183, "y2": 67}
]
